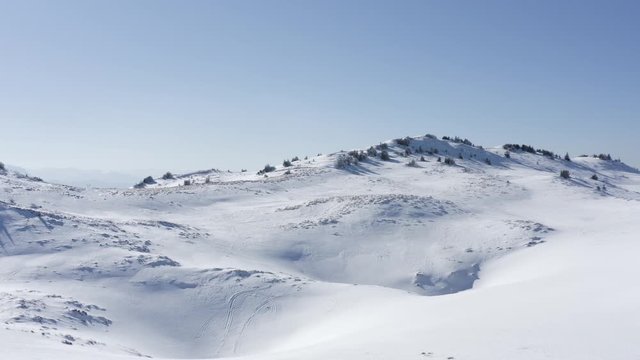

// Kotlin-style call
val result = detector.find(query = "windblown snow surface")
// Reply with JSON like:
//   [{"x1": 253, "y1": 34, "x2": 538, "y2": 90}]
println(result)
[{"x1": 1, "y1": 135, "x2": 639, "y2": 360}]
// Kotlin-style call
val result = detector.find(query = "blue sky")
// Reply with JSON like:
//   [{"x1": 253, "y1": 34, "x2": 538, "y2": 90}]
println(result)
[{"x1": 1, "y1": 0, "x2": 638, "y2": 174}]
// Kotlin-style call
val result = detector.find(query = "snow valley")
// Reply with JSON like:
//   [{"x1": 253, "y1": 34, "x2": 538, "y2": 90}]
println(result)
[{"x1": 1, "y1": 134, "x2": 639, "y2": 360}]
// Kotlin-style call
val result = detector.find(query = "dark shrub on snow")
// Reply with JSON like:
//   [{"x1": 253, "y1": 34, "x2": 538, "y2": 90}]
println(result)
[
  {"x1": 367, "y1": 146, "x2": 378, "y2": 157},
  {"x1": 257, "y1": 164, "x2": 276, "y2": 175},
  {"x1": 335, "y1": 154, "x2": 357, "y2": 169}
]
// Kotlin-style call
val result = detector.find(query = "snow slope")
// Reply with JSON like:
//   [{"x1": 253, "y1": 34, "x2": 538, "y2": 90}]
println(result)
[{"x1": 1, "y1": 135, "x2": 639, "y2": 360}]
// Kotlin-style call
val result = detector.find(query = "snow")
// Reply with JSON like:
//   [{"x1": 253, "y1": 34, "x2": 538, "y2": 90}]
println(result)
[{"x1": 1, "y1": 135, "x2": 639, "y2": 359}]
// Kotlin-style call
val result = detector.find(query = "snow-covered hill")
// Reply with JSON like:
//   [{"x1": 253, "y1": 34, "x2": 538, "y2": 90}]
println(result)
[{"x1": 1, "y1": 135, "x2": 639, "y2": 360}]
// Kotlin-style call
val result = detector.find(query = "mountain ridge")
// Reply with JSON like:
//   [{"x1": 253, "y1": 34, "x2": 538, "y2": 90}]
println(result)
[{"x1": 1, "y1": 133, "x2": 639, "y2": 359}]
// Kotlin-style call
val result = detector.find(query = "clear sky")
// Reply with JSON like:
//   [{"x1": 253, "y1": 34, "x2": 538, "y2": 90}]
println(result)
[{"x1": 1, "y1": 0, "x2": 639, "y2": 174}]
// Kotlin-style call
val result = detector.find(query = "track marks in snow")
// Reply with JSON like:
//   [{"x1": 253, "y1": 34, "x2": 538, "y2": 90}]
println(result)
[
  {"x1": 216, "y1": 286, "x2": 269, "y2": 355},
  {"x1": 233, "y1": 292, "x2": 283, "y2": 354}
]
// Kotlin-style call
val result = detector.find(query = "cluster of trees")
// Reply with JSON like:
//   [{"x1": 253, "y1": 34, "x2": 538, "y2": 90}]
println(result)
[
  {"x1": 503, "y1": 143, "x2": 559, "y2": 159},
  {"x1": 503, "y1": 144, "x2": 619, "y2": 163},
  {"x1": 283, "y1": 156, "x2": 302, "y2": 167},
  {"x1": 538, "y1": 149, "x2": 556, "y2": 158},
  {"x1": 390, "y1": 136, "x2": 444, "y2": 157},
  {"x1": 336, "y1": 147, "x2": 392, "y2": 169},
  {"x1": 412, "y1": 146, "x2": 439, "y2": 155},
  {"x1": 282, "y1": 156, "x2": 302, "y2": 167},
  {"x1": 348, "y1": 150, "x2": 368, "y2": 161},
  {"x1": 442, "y1": 136, "x2": 474, "y2": 146},
  {"x1": 503, "y1": 144, "x2": 536, "y2": 153},
  {"x1": 578, "y1": 153, "x2": 617, "y2": 161},
  {"x1": 394, "y1": 137, "x2": 412, "y2": 146}
]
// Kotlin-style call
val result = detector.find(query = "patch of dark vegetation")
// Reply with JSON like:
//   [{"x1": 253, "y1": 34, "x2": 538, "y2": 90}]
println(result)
[
  {"x1": 394, "y1": 136, "x2": 412, "y2": 146},
  {"x1": 257, "y1": 164, "x2": 276, "y2": 175},
  {"x1": 442, "y1": 136, "x2": 474, "y2": 146},
  {"x1": 134, "y1": 176, "x2": 156, "y2": 188},
  {"x1": 503, "y1": 144, "x2": 536, "y2": 153},
  {"x1": 348, "y1": 150, "x2": 368, "y2": 162},
  {"x1": 503, "y1": 143, "x2": 558, "y2": 158},
  {"x1": 595, "y1": 153, "x2": 613, "y2": 161}
]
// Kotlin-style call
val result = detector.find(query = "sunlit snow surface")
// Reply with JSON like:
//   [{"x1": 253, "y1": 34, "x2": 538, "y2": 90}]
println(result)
[{"x1": 1, "y1": 136, "x2": 639, "y2": 359}]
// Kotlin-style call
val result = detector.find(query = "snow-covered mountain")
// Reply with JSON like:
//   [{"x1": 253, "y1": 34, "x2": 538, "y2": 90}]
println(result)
[{"x1": 1, "y1": 134, "x2": 639, "y2": 360}]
